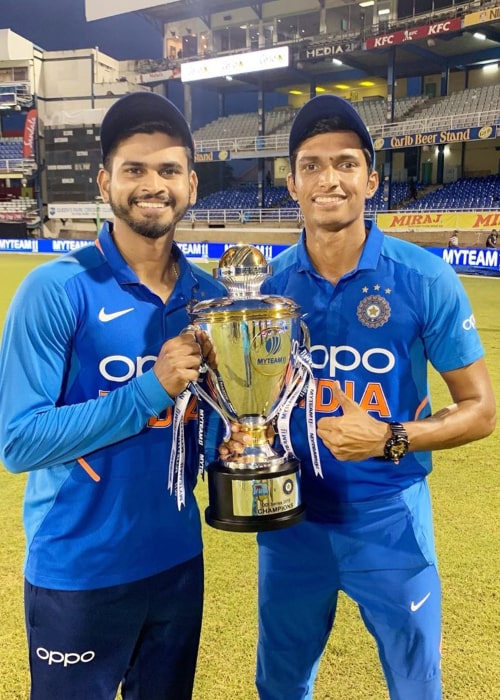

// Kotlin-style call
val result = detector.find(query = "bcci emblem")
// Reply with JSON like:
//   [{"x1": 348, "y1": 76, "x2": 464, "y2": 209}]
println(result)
[{"x1": 357, "y1": 294, "x2": 391, "y2": 328}]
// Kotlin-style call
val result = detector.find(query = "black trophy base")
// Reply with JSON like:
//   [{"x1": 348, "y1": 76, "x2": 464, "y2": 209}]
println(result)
[{"x1": 205, "y1": 458, "x2": 304, "y2": 532}]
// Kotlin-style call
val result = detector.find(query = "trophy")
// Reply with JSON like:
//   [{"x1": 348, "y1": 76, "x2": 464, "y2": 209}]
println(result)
[{"x1": 186, "y1": 245, "x2": 321, "y2": 533}]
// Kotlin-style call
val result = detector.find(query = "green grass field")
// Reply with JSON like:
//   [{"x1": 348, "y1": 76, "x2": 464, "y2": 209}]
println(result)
[{"x1": 0, "y1": 254, "x2": 499, "y2": 699}]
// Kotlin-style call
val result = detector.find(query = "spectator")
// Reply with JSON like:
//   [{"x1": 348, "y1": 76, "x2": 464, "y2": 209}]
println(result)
[
  {"x1": 448, "y1": 230, "x2": 459, "y2": 248},
  {"x1": 485, "y1": 230, "x2": 497, "y2": 248},
  {"x1": 409, "y1": 176, "x2": 418, "y2": 200}
]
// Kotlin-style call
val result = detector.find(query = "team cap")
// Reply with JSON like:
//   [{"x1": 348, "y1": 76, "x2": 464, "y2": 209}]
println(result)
[
  {"x1": 100, "y1": 91, "x2": 194, "y2": 161},
  {"x1": 289, "y1": 94, "x2": 375, "y2": 165}
]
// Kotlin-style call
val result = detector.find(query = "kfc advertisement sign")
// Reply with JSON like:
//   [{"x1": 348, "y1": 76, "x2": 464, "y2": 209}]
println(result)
[{"x1": 365, "y1": 18, "x2": 461, "y2": 49}]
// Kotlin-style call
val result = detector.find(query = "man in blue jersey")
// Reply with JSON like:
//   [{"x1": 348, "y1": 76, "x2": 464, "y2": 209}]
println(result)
[
  {"x1": 237, "y1": 95, "x2": 496, "y2": 699},
  {"x1": 0, "y1": 92, "x2": 225, "y2": 699}
]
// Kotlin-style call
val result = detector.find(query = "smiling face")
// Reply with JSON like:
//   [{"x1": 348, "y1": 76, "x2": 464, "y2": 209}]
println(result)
[
  {"x1": 288, "y1": 130, "x2": 379, "y2": 238},
  {"x1": 97, "y1": 131, "x2": 197, "y2": 240}
]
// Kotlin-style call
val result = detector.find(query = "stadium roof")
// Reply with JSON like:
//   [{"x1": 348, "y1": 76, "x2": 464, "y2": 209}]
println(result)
[{"x1": 86, "y1": 1, "x2": 500, "y2": 92}]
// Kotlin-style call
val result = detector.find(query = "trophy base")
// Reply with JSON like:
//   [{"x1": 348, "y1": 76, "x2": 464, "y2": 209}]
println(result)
[{"x1": 205, "y1": 458, "x2": 304, "y2": 532}]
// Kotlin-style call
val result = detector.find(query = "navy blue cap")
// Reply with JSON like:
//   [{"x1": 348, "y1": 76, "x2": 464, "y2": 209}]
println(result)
[
  {"x1": 100, "y1": 91, "x2": 194, "y2": 161},
  {"x1": 289, "y1": 94, "x2": 375, "y2": 166}
]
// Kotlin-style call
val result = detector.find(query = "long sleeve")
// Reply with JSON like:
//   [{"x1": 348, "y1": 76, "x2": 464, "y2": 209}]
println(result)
[{"x1": 0, "y1": 261, "x2": 172, "y2": 473}]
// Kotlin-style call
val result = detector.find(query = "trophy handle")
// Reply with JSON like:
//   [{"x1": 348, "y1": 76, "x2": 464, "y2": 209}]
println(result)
[
  {"x1": 188, "y1": 379, "x2": 232, "y2": 442},
  {"x1": 300, "y1": 319, "x2": 311, "y2": 350}
]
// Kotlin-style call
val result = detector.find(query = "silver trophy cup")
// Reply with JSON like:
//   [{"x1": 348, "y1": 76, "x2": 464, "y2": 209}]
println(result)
[{"x1": 189, "y1": 245, "x2": 313, "y2": 532}]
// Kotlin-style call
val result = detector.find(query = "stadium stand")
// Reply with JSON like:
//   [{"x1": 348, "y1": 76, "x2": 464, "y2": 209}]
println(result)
[
  {"x1": 1, "y1": 1, "x2": 500, "y2": 242},
  {"x1": 404, "y1": 175, "x2": 500, "y2": 211}
]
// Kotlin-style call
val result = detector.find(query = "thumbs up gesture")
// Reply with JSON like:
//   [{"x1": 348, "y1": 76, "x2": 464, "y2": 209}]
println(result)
[{"x1": 317, "y1": 383, "x2": 390, "y2": 462}]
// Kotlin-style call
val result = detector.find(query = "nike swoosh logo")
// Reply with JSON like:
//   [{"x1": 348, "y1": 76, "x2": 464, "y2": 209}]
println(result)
[
  {"x1": 410, "y1": 592, "x2": 431, "y2": 612},
  {"x1": 98, "y1": 307, "x2": 134, "y2": 322}
]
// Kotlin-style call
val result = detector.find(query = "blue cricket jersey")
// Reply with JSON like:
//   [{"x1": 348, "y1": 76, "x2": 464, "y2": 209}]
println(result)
[
  {"x1": 260, "y1": 221, "x2": 484, "y2": 518},
  {"x1": 0, "y1": 222, "x2": 225, "y2": 590}
]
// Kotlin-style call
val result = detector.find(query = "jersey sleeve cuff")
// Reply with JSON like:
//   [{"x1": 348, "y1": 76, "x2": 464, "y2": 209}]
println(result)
[{"x1": 135, "y1": 369, "x2": 174, "y2": 415}]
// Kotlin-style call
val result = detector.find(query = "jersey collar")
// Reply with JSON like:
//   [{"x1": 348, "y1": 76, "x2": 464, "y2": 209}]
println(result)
[
  {"x1": 296, "y1": 220, "x2": 384, "y2": 277},
  {"x1": 97, "y1": 221, "x2": 138, "y2": 284},
  {"x1": 96, "y1": 221, "x2": 203, "y2": 303}
]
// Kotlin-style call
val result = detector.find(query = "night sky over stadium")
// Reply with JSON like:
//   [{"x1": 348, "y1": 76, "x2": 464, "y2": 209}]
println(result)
[{"x1": 1, "y1": 0, "x2": 162, "y2": 60}]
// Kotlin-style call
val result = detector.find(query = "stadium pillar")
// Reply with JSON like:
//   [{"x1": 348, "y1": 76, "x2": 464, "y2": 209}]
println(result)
[
  {"x1": 437, "y1": 144, "x2": 445, "y2": 185},
  {"x1": 257, "y1": 82, "x2": 264, "y2": 208},
  {"x1": 183, "y1": 83, "x2": 193, "y2": 135},
  {"x1": 383, "y1": 49, "x2": 396, "y2": 210},
  {"x1": 258, "y1": 19, "x2": 265, "y2": 48},
  {"x1": 440, "y1": 67, "x2": 449, "y2": 97},
  {"x1": 319, "y1": 1, "x2": 327, "y2": 34}
]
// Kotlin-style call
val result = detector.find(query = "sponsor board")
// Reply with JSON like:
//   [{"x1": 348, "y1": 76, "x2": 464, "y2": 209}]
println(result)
[
  {"x1": 378, "y1": 211, "x2": 500, "y2": 230},
  {"x1": 373, "y1": 126, "x2": 497, "y2": 152},
  {"x1": 0, "y1": 239, "x2": 287, "y2": 260},
  {"x1": 463, "y1": 7, "x2": 500, "y2": 27},
  {"x1": 181, "y1": 46, "x2": 289, "y2": 82},
  {"x1": 48, "y1": 202, "x2": 113, "y2": 219},
  {"x1": 194, "y1": 150, "x2": 231, "y2": 162},
  {"x1": 301, "y1": 41, "x2": 361, "y2": 60},
  {"x1": 1, "y1": 239, "x2": 498, "y2": 275},
  {"x1": 365, "y1": 18, "x2": 461, "y2": 49}
]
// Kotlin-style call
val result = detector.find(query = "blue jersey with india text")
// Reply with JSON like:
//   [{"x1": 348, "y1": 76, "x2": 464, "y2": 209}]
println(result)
[
  {"x1": 0, "y1": 222, "x2": 225, "y2": 590},
  {"x1": 260, "y1": 222, "x2": 484, "y2": 518}
]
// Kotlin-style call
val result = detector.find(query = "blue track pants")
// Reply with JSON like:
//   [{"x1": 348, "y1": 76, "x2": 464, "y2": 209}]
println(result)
[{"x1": 256, "y1": 480, "x2": 442, "y2": 700}]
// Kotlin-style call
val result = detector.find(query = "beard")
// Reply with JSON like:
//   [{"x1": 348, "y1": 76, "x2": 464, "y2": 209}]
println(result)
[{"x1": 108, "y1": 192, "x2": 189, "y2": 240}]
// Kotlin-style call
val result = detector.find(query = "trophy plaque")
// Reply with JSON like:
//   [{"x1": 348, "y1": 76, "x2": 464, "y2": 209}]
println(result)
[{"x1": 188, "y1": 245, "x2": 319, "y2": 533}]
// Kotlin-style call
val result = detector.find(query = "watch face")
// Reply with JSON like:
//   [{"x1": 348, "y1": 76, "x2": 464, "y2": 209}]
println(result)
[
  {"x1": 390, "y1": 442, "x2": 407, "y2": 459},
  {"x1": 384, "y1": 423, "x2": 409, "y2": 462}
]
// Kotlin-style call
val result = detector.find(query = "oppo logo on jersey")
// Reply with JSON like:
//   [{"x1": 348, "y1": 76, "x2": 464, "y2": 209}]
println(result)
[
  {"x1": 311, "y1": 345, "x2": 396, "y2": 378},
  {"x1": 97, "y1": 354, "x2": 198, "y2": 429},
  {"x1": 99, "y1": 354, "x2": 157, "y2": 382}
]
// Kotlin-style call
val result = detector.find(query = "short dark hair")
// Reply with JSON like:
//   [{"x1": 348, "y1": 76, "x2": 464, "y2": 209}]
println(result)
[
  {"x1": 290, "y1": 117, "x2": 373, "y2": 176},
  {"x1": 103, "y1": 121, "x2": 193, "y2": 171}
]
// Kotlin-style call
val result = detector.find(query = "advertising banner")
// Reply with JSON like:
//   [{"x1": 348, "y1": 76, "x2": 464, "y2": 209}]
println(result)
[
  {"x1": 194, "y1": 150, "x2": 231, "y2": 163},
  {"x1": 463, "y1": 6, "x2": 500, "y2": 27},
  {"x1": 378, "y1": 211, "x2": 500, "y2": 231},
  {"x1": 429, "y1": 247, "x2": 500, "y2": 275},
  {"x1": 22, "y1": 109, "x2": 38, "y2": 158},
  {"x1": 181, "y1": 47, "x2": 289, "y2": 83},
  {"x1": 136, "y1": 69, "x2": 179, "y2": 83},
  {"x1": 373, "y1": 125, "x2": 497, "y2": 152},
  {"x1": 2, "y1": 239, "x2": 498, "y2": 276},
  {"x1": 0, "y1": 238, "x2": 288, "y2": 260},
  {"x1": 365, "y1": 18, "x2": 462, "y2": 49},
  {"x1": 48, "y1": 202, "x2": 113, "y2": 220},
  {"x1": 301, "y1": 41, "x2": 361, "y2": 60}
]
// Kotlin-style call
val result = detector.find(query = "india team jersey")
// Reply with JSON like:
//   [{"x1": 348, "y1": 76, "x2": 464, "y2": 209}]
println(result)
[
  {"x1": 0, "y1": 223, "x2": 225, "y2": 590},
  {"x1": 261, "y1": 222, "x2": 484, "y2": 517}
]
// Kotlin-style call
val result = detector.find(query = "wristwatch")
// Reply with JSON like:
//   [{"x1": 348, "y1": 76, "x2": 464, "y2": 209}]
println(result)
[{"x1": 383, "y1": 422, "x2": 409, "y2": 464}]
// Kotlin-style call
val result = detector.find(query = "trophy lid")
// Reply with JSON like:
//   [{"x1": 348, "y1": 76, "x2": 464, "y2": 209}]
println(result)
[
  {"x1": 214, "y1": 245, "x2": 271, "y2": 298},
  {"x1": 189, "y1": 294, "x2": 301, "y2": 323}
]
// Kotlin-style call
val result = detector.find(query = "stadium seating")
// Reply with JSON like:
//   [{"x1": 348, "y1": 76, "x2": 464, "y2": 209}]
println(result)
[
  {"x1": 410, "y1": 85, "x2": 500, "y2": 124},
  {"x1": 403, "y1": 175, "x2": 500, "y2": 211},
  {"x1": 0, "y1": 138, "x2": 23, "y2": 159},
  {"x1": 191, "y1": 176, "x2": 500, "y2": 214},
  {"x1": 192, "y1": 87, "x2": 499, "y2": 153},
  {"x1": 193, "y1": 185, "x2": 295, "y2": 210},
  {"x1": 193, "y1": 180, "x2": 423, "y2": 213},
  {"x1": 0, "y1": 196, "x2": 37, "y2": 213},
  {"x1": 192, "y1": 94, "x2": 435, "y2": 147}
]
